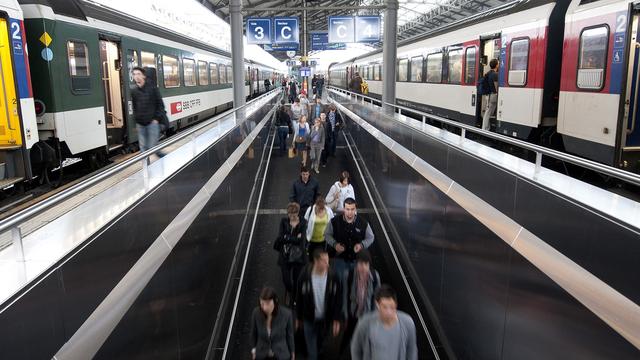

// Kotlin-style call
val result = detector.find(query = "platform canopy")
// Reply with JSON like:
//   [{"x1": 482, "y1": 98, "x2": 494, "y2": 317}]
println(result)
[{"x1": 205, "y1": 0, "x2": 512, "y2": 54}]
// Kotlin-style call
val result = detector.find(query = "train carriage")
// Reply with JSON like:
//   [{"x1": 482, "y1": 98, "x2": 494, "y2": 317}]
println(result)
[
  {"x1": 558, "y1": 0, "x2": 640, "y2": 171},
  {"x1": 18, "y1": 0, "x2": 281, "y2": 172}
]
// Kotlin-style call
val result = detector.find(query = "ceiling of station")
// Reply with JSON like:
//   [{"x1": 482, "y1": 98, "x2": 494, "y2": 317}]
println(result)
[{"x1": 203, "y1": 0, "x2": 512, "y2": 58}]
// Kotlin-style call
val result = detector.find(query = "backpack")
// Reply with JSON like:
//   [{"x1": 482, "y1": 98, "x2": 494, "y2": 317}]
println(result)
[
  {"x1": 477, "y1": 72, "x2": 491, "y2": 96},
  {"x1": 360, "y1": 80, "x2": 369, "y2": 95}
]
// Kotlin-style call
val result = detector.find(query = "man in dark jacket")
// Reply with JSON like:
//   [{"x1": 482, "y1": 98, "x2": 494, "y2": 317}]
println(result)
[
  {"x1": 325, "y1": 197, "x2": 375, "y2": 282},
  {"x1": 317, "y1": 76, "x2": 325, "y2": 98},
  {"x1": 131, "y1": 66, "x2": 165, "y2": 152},
  {"x1": 349, "y1": 72, "x2": 363, "y2": 94},
  {"x1": 274, "y1": 104, "x2": 293, "y2": 155},
  {"x1": 321, "y1": 104, "x2": 343, "y2": 166},
  {"x1": 296, "y1": 248, "x2": 343, "y2": 360},
  {"x1": 289, "y1": 166, "x2": 319, "y2": 217}
]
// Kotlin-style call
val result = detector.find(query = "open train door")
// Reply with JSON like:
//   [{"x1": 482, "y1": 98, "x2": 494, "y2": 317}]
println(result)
[
  {"x1": 476, "y1": 34, "x2": 501, "y2": 127},
  {"x1": 99, "y1": 37, "x2": 125, "y2": 152},
  {"x1": 621, "y1": 5, "x2": 640, "y2": 172}
]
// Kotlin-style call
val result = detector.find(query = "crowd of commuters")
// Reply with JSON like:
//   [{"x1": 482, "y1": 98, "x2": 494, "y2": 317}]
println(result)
[{"x1": 250, "y1": 95, "x2": 418, "y2": 359}]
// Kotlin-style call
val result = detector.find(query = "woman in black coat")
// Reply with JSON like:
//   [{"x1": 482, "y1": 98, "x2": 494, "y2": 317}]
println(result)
[
  {"x1": 274, "y1": 202, "x2": 308, "y2": 305},
  {"x1": 251, "y1": 287, "x2": 295, "y2": 360}
]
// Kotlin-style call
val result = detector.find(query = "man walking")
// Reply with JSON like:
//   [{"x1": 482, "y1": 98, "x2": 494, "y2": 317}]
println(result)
[
  {"x1": 295, "y1": 248, "x2": 343, "y2": 360},
  {"x1": 131, "y1": 66, "x2": 165, "y2": 152},
  {"x1": 325, "y1": 198, "x2": 375, "y2": 280},
  {"x1": 289, "y1": 166, "x2": 319, "y2": 218},
  {"x1": 350, "y1": 285, "x2": 418, "y2": 360}
]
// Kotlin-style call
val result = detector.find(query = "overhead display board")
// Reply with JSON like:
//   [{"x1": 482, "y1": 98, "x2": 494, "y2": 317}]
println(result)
[
  {"x1": 328, "y1": 16, "x2": 381, "y2": 44},
  {"x1": 311, "y1": 32, "x2": 347, "y2": 50},
  {"x1": 355, "y1": 16, "x2": 381, "y2": 42},
  {"x1": 274, "y1": 17, "x2": 300, "y2": 44},
  {"x1": 246, "y1": 18, "x2": 272, "y2": 44},
  {"x1": 328, "y1": 16, "x2": 355, "y2": 43}
]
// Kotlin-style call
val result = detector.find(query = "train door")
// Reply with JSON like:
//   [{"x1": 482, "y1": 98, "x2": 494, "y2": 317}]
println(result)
[
  {"x1": 0, "y1": 17, "x2": 25, "y2": 185},
  {"x1": 476, "y1": 35, "x2": 501, "y2": 124},
  {"x1": 622, "y1": 9, "x2": 640, "y2": 171},
  {"x1": 99, "y1": 39, "x2": 125, "y2": 151},
  {"x1": 0, "y1": 18, "x2": 22, "y2": 149},
  {"x1": 248, "y1": 66, "x2": 254, "y2": 97}
]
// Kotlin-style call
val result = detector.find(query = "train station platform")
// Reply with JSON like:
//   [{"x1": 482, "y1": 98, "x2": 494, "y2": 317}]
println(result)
[{"x1": 0, "y1": 86, "x2": 639, "y2": 359}]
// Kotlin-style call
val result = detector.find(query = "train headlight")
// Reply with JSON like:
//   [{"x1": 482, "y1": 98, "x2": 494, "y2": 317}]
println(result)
[{"x1": 34, "y1": 99, "x2": 46, "y2": 117}]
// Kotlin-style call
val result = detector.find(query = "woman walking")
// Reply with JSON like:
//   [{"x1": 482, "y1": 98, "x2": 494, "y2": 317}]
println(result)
[
  {"x1": 292, "y1": 115, "x2": 310, "y2": 166},
  {"x1": 308, "y1": 117, "x2": 325, "y2": 173},
  {"x1": 274, "y1": 202, "x2": 308, "y2": 305},
  {"x1": 250, "y1": 287, "x2": 295, "y2": 360},
  {"x1": 325, "y1": 171, "x2": 356, "y2": 212},
  {"x1": 303, "y1": 196, "x2": 334, "y2": 261}
]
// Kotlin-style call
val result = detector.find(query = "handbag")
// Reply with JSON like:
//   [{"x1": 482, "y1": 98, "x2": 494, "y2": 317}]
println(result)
[
  {"x1": 283, "y1": 243, "x2": 305, "y2": 264},
  {"x1": 327, "y1": 185, "x2": 340, "y2": 211},
  {"x1": 288, "y1": 147, "x2": 296, "y2": 158}
]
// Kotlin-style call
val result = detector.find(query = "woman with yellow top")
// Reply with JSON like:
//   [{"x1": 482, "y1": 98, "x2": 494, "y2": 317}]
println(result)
[{"x1": 304, "y1": 196, "x2": 335, "y2": 260}]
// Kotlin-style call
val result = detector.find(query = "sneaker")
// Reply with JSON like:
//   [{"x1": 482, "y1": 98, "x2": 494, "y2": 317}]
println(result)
[
  {"x1": 315, "y1": 168, "x2": 319, "y2": 174},
  {"x1": 322, "y1": 163, "x2": 326, "y2": 168}
]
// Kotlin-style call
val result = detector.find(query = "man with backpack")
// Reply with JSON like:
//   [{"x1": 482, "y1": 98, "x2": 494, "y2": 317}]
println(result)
[{"x1": 480, "y1": 59, "x2": 499, "y2": 131}]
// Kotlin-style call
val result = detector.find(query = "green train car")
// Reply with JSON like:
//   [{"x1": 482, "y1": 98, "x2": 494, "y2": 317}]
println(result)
[{"x1": 20, "y1": 0, "x2": 280, "y2": 165}]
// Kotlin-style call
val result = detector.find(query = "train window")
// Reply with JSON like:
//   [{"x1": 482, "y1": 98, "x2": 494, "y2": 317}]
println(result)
[
  {"x1": 227, "y1": 66, "x2": 233, "y2": 83},
  {"x1": 465, "y1": 47, "x2": 477, "y2": 84},
  {"x1": 372, "y1": 65, "x2": 378, "y2": 81},
  {"x1": 220, "y1": 64, "x2": 227, "y2": 83},
  {"x1": 67, "y1": 41, "x2": 91, "y2": 92},
  {"x1": 141, "y1": 51, "x2": 155, "y2": 69},
  {"x1": 410, "y1": 56, "x2": 423, "y2": 82},
  {"x1": 448, "y1": 49, "x2": 463, "y2": 84},
  {"x1": 210, "y1": 63, "x2": 219, "y2": 84},
  {"x1": 508, "y1": 38, "x2": 529, "y2": 86},
  {"x1": 378, "y1": 64, "x2": 383, "y2": 79},
  {"x1": 426, "y1": 53, "x2": 443, "y2": 83},
  {"x1": 183, "y1": 58, "x2": 196, "y2": 86},
  {"x1": 198, "y1": 61, "x2": 209, "y2": 85},
  {"x1": 398, "y1": 59, "x2": 409, "y2": 81},
  {"x1": 577, "y1": 26, "x2": 608, "y2": 90},
  {"x1": 127, "y1": 50, "x2": 138, "y2": 87},
  {"x1": 162, "y1": 55, "x2": 180, "y2": 88}
]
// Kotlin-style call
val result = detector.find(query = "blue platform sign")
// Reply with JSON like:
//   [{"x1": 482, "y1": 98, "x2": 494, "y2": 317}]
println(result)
[
  {"x1": 355, "y1": 16, "x2": 381, "y2": 42},
  {"x1": 274, "y1": 17, "x2": 299, "y2": 44},
  {"x1": 246, "y1": 18, "x2": 272, "y2": 44},
  {"x1": 311, "y1": 32, "x2": 328, "y2": 50},
  {"x1": 329, "y1": 16, "x2": 355, "y2": 43}
]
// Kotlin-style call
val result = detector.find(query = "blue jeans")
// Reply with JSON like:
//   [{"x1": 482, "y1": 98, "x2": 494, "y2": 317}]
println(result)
[
  {"x1": 277, "y1": 126, "x2": 289, "y2": 153},
  {"x1": 303, "y1": 320, "x2": 326, "y2": 360},
  {"x1": 137, "y1": 122, "x2": 160, "y2": 152}
]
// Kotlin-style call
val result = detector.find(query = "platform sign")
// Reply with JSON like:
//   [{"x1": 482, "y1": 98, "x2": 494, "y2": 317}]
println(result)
[
  {"x1": 264, "y1": 43, "x2": 298, "y2": 51},
  {"x1": 274, "y1": 17, "x2": 299, "y2": 44},
  {"x1": 329, "y1": 16, "x2": 355, "y2": 43},
  {"x1": 311, "y1": 32, "x2": 329, "y2": 50},
  {"x1": 246, "y1": 18, "x2": 272, "y2": 44},
  {"x1": 355, "y1": 16, "x2": 381, "y2": 42},
  {"x1": 300, "y1": 67, "x2": 311, "y2": 77}
]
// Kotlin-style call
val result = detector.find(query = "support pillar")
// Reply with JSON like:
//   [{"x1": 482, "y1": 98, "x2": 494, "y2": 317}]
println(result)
[
  {"x1": 382, "y1": 0, "x2": 398, "y2": 113},
  {"x1": 230, "y1": 0, "x2": 246, "y2": 109},
  {"x1": 302, "y1": 0, "x2": 310, "y2": 97}
]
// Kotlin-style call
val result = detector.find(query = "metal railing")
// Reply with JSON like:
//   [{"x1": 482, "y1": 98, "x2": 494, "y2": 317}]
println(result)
[
  {"x1": 327, "y1": 86, "x2": 640, "y2": 187},
  {"x1": 0, "y1": 89, "x2": 281, "y2": 256}
]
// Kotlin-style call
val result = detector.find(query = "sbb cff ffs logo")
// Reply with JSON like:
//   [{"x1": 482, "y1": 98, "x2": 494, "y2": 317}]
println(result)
[{"x1": 171, "y1": 102, "x2": 182, "y2": 115}]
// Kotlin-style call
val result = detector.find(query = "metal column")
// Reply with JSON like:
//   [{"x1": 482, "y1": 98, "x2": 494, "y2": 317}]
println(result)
[
  {"x1": 382, "y1": 0, "x2": 398, "y2": 113},
  {"x1": 230, "y1": 0, "x2": 246, "y2": 108},
  {"x1": 302, "y1": 0, "x2": 310, "y2": 96}
]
